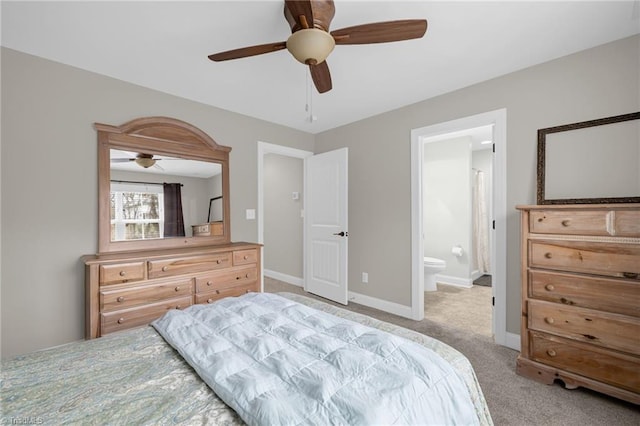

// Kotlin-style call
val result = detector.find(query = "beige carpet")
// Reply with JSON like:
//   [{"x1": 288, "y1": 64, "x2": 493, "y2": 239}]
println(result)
[
  {"x1": 425, "y1": 283, "x2": 492, "y2": 337},
  {"x1": 264, "y1": 277, "x2": 639, "y2": 425}
]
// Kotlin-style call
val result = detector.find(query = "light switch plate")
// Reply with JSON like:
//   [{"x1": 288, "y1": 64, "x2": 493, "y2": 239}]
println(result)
[{"x1": 246, "y1": 209, "x2": 256, "y2": 220}]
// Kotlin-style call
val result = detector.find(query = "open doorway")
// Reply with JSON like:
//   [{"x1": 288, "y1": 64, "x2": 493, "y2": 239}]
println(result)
[
  {"x1": 421, "y1": 125, "x2": 494, "y2": 337},
  {"x1": 257, "y1": 142, "x2": 312, "y2": 286},
  {"x1": 411, "y1": 109, "x2": 510, "y2": 348}
]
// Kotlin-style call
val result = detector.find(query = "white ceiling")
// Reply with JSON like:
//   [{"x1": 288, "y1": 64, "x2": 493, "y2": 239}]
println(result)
[{"x1": 2, "y1": 1, "x2": 639, "y2": 134}]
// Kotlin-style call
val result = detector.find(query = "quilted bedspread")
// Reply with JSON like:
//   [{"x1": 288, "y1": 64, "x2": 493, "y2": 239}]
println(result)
[{"x1": 152, "y1": 292, "x2": 479, "y2": 426}]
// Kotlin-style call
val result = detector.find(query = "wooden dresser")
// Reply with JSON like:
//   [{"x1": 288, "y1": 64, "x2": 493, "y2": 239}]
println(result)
[
  {"x1": 84, "y1": 243, "x2": 262, "y2": 339},
  {"x1": 516, "y1": 204, "x2": 640, "y2": 404}
]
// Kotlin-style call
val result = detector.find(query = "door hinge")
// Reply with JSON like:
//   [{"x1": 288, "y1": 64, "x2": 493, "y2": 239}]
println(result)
[
  {"x1": 492, "y1": 143, "x2": 495, "y2": 153},
  {"x1": 492, "y1": 297, "x2": 495, "y2": 306},
  {"x1": 492, "y1": 220, "x2": 495, "y2": 230}
]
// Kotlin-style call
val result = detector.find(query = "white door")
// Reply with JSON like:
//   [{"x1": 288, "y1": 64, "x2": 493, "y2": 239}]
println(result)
[{"x1": 304, "y1": 148, "x2": 348, "y2": 305}]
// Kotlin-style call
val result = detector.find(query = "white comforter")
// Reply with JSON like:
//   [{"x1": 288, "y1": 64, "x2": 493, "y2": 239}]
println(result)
[{"x1": 152, "y1": 292, "x2": 479, "y2": 425}]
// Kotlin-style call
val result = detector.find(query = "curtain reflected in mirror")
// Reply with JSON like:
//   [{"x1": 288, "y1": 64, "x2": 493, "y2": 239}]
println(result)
[{"x1": 110, "y1": 149, "x2": 223, "y2": 242}]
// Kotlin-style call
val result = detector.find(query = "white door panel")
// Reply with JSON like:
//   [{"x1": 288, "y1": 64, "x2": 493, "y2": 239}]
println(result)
[{"x1": 305, "y1": 148, "x2": 348, "y2": 305}]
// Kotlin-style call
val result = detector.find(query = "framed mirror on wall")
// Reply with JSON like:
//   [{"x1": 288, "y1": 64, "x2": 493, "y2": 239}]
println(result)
[
  {"x1": 537, "y1": 111, "x2": 640, "y2": 204},
  {"x1": 96, "y1": 117, "x2": 231, "y2": 253}
]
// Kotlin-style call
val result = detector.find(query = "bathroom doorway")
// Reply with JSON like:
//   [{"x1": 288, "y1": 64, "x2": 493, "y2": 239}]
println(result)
[
  {"x1": 410, "y1": 109, "x2": 509, "y2": 347},
  {"x1": 422, "y1": 126, "x2": 494, "y2": 337}
]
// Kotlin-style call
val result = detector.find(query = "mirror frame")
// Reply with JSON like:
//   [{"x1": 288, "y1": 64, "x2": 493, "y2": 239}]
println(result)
[
  {"x1": 537, "y1": 111, "x2": 640, "y2": 205},
  {"x1": 96, "y1": 116, "x2": 231, "y2": 253}
]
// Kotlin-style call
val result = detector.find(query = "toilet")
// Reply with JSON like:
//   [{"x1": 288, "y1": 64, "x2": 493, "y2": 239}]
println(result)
[{"x1": 424, "y1": 256, "x2": 446, "y2": 292}]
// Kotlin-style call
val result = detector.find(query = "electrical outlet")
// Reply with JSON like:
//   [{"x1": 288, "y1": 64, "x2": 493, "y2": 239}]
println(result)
[{"x1": 362, "y1": 272, "x2": 368, "y2": 283}]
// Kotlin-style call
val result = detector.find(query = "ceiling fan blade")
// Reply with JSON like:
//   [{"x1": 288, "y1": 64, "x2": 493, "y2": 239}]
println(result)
[
  {"x1": 208, "y1": 42, "x2": 287, "y2": 62},
  {"x1": 331, "y1": 19, "x2": 427, "y2": 45},
  {"x1": 111, "y1": 158, "x2": 134, "y2": 163},
  {"x1": 309, "y1": 60, "x2": 332, "y2": 93},
  {"x1": 285, "y1": 0, "x2": 315, "y2": 30}
]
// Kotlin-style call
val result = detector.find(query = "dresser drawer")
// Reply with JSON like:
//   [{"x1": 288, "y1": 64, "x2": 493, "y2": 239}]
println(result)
[
  {"x1": 233, "y1": 249, "x2": 258, "y2": 266},
  {"x1": 148, "y1": 252, "x2": 232, "y2": 279},
  {"x1": 100, "y1": 296, "x2": 192, "y2": 335},
  {"x1": 530, "y1": 270, "x2": 640, "y2": 317},
  {"x1": 530, "y1": 240, "x2": 640, "y2": 279},
  {"x1": 195, "y1": 266, "x2": 258, "y2": 293},
  {"x1": 195, "y1": 283, "x2": 257, "y2": 304},
  {"x1": 99, "y1": 261, "x2": 145, "y2": 285},
  {"x1": 529, "y1": 209, "x2": 640, "y2": 237},
  {"x1": 529, "y1": 299, "x2": 640, "y2": 355},
  {"x1": 530, "y1": 332, "x2": 640, "y2": 393},
  {"x1": 100, "y1": 278, "x2": 193, "y2": 312}
]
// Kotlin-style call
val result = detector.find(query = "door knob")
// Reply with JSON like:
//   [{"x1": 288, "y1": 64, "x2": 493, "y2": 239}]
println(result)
[{"x1": 333, "y1": 231, "x2": 348, "y2": 237}]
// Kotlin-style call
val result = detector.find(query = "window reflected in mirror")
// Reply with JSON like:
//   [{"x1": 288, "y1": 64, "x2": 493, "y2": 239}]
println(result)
[{"x1": 109, "y1": 149, "x2": 223, "y2": 242}]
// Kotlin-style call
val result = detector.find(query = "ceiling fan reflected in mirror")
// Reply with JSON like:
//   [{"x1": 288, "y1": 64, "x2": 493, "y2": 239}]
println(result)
[
  {"x1": 111, "y1": 153, "x2": 161, "y2": 169},
  {"x1": 208, "y1": 0, "x2": 428, "y2": 93}
]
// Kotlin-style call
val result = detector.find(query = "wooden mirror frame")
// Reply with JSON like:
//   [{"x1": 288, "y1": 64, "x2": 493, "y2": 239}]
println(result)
[
  {"x1": 96, "y1": 116, "x2": 231, "y2": 253},
  {"x1": 537, "y1": 111, "x2": 640, "y2": 205}
]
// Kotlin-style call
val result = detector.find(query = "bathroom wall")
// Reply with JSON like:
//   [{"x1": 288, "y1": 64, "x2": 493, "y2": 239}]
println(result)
[{"x1": 423, "y1": 136, "x2": 472, "y2": 285}]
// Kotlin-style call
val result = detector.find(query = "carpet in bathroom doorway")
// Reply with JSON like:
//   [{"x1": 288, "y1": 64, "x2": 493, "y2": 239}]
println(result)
[{"x1": 473, "y1": 274, "x2": 492, "y2": 287}]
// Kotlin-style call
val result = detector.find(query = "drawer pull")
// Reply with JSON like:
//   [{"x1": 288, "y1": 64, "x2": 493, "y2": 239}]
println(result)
[
  {"x1": 216, "y1": 260, "x2": 221, "y2": 264},
  {"x1": 116, "y1": 296, "x2": 125, "y2": 303},
  {"x1": 545, "y1": 317, "x2": 555, "y2": 325},
  {"x1": 236, "y1": 276, "x2": 241, "y2": 280},
  {"x1": 243, "y1": 255, "x2": 249, "y2": 260},
  {"x1": 119, "y1": 271, "x2": 126, "y2": 277},
  {"x1": 246, "y1": 273, "x2": 250, "y2": 278},
  {"x1": 162, "y1": 266, "x2": 169, "y2": 272},
  {"x1": 207, "y1": 298, "x2": 213, "y2": 303},
  {"x1": 544, "y1": 252, "x2": 552, "y2": 259},
  {"x1": 544, "y1": 284, "x2": 555, "y2": 291},
  {"x1": 546, "y1": 349, "x2": 557, "y2": 357},
  {"x1": 174, "y1": 286, "x2": 180, "y2": 292},
  {"x1": 117, "y1": 317, "x2": 124, "y2": 324},
  {"x1": 622, "y1": 272, "x2": 639, "y2": 279},
  {"x1": 561, "y1": 219, "x2": 571, "y2": 227},
  {"x1": 207, "y1": 281, "x2": 213, "y2": 286},
  {"x1": 246, "y1": 289, "x2": 251, "y2": 293}
]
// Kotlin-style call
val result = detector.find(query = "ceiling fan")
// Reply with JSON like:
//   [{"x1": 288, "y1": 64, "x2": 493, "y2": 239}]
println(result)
[
  {"x1": 208, "y1": 0, "x2": 428, "y2": 93},
  {"x1": 111, "y1": 153, "x2": 162, "y2": 169}
]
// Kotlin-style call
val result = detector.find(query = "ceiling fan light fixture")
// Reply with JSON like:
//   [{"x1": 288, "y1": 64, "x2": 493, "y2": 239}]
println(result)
[
  {"x1": 286, "y1": 28, "x2": 335, "y2": 65},
  {"x1": 135, "y1": 157, "x2": 156, "y2": 168}
]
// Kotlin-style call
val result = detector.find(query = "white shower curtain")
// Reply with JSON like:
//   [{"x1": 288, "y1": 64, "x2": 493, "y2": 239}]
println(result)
[{"x1": 473, "y1": 170, "x2": 490, "y2": 274}]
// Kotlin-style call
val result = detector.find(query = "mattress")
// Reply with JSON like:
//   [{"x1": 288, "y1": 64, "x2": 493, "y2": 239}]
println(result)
[{"x1": 1, "y1": 292, "x2": 492, "y2": 425}]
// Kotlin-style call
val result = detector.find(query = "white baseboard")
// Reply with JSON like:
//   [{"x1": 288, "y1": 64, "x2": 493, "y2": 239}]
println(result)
[
  {"x1": 435, "y1": 274, "x2": 473, "y2": 289},
  {"x1": 471, "y1": 270, "x2": 483, "y2": 281},
  {"x1": 348, "y1": 291, "x2": 413, "y2": 319},
  {"x1": 264, "y1": 269, "x2": 303, "y2": 287},
  {"x1": 504, "y1": 332, "x2": 520, "y2": 351}
]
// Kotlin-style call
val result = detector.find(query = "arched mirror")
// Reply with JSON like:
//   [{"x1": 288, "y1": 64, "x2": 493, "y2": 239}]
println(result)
[{"x1": 96, "y1": 117, "x2": 231, "y2": 253}]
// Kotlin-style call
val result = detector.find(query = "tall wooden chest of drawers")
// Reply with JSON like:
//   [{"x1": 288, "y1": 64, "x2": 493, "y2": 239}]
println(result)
[
  {"x1": 516, "y1": 204, "x2": 640, "y2": 404},
  {"x1": 83, "y1": 242, "x2": 262, "y2": 339}
]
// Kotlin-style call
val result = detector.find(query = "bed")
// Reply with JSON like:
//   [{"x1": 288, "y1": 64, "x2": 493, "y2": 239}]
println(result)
[{"x1": 1, "y1": 292, "x2": 493, "y2": 425}]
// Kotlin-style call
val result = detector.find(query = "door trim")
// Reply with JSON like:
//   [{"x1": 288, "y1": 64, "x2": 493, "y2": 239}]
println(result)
[
  {"x1": 410, "y1": 109, "x2": 509, "y2": 347},
  {"x1": 257, "y1": 141, "x2": 313, "y2": 286}
]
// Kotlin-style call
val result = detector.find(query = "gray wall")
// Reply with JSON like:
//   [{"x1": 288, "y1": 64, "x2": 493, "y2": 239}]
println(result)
[
  {"x1": 0, "y1": 47, "x2": 314, "y2": 359},
  {"x1": 2, "y1": 35, "x2": 638, "y2": 358},
  {"x1": 314, "y1": 35, "x2": 640, "y2": 335},
  {"x1": 264, "y1": 154, "x2": 304, "y2": 279}
]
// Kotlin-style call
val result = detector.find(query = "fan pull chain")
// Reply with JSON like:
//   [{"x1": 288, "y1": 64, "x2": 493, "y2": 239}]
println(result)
[{"x1": 305, "y1": 72, "x2": 317, "y2": 123}]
